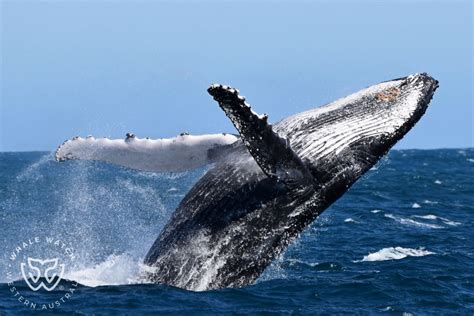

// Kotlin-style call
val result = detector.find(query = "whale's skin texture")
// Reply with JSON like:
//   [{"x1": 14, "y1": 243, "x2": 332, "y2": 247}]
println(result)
[{"x1": 141, "y1": 74, "x2": 438, "y2": 291}]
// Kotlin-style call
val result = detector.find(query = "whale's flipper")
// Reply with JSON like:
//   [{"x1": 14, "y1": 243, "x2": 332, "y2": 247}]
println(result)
[
  {"x1": 55, "y1": 133, "x2": 238, "y2": 172},
  {"x1": 208, "y1": 84, "x2": 315, "y2": 191}
]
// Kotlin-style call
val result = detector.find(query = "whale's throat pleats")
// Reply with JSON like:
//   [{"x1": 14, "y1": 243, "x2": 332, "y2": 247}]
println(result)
[{"x1": 274, "y1": 75, "x2": 438, "y2": 183}]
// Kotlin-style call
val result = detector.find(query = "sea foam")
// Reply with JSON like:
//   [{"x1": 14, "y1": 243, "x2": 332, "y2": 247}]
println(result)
[
  {"x1": 344, "y1": 218, "x2": 357, "y2": 223},
  {"x1": 413, "y1": 214, "x2": 461, "y2": 226},
  {"x1": 65, "y1": 253, "x2": 144, "y2": 287},
  {"x1": 384, "y1": 214, "x2": 443, "y2": 229},
  {"x1": 358, "y1": 247, "x2": 434, "y2": 262}
]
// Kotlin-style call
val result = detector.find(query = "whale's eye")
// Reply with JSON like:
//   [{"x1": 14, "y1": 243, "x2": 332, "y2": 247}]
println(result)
[{"x1": 375, "y1": 87, "x2": 401, "y2": 103}]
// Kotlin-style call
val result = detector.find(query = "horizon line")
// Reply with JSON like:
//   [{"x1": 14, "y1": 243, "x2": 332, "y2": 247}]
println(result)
[{"x1": 1, "y1": 147, "x2": 473, "y2": 154}]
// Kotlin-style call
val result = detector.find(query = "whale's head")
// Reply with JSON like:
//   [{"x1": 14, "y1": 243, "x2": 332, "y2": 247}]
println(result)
[{"x1": 278, "y1": 73, "x2": 438, "y2": 189}]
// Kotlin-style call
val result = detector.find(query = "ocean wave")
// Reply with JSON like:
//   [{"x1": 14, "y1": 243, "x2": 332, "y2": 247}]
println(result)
[
  {"x1": 413, "y1": 214, "x2": 461, "y2": 226},
  {"x1": 440, "y1": 219, "x2": 462, "y2": 226},
  {"x1": 283, "y1": 259, "x2": 343, "y2": 271},
  {"x1": 358, "y1": 247, "x2": 435, "y2": 262},
  {"x1": 384, "y1": 214, "x2": 443, "y2": 229},
  {"x1": 344, "y1": 218, "x2": 358, "y2": 223},
  {"x1": 413, "y1": 214, "x2": 437, "y2": 220}
]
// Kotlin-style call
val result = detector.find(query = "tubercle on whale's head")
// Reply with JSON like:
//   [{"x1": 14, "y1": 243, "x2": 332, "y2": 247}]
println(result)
[
  {"x1": 366, "y1": 73, "x2": 438, "y2": 145},
  {"x1": 363, "y1": 73, "x2": 439, "y2": 156},
  {"x1": 380, "y1": 73, "x2": 438, "y2": 121}
]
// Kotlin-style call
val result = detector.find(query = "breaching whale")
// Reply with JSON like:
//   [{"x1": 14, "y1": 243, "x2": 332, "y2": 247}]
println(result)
[{"x1": 56, "y1": 73, "x2": 438, "y2": 291}]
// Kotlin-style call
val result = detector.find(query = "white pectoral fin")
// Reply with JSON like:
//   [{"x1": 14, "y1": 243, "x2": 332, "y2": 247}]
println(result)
[{"x1": 55, "y1": 133, "x2": 238, "y2": 172}]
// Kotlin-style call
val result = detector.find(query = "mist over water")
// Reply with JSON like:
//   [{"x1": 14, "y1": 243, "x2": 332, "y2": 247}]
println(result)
[{"x1": 1, "y1": 149, "x2": 473, "y2": 314}]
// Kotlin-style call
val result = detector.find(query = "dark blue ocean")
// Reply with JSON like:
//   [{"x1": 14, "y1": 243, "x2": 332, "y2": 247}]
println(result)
[{"x1": 1, "y1": 149, "x2": 473, "y2": 315}]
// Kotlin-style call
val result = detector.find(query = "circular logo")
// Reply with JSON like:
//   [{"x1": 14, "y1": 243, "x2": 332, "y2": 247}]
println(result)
[{"x1": 5, "y1": 236, "x2": 78, "y2": 311}]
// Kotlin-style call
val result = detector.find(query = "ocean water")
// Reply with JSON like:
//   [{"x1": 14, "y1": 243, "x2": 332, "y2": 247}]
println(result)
[{"x1": 0, "y1": 149, "x2": 473, "y2": 315}]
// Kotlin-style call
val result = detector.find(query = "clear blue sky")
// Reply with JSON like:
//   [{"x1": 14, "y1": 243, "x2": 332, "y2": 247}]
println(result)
[{"x1": 1, "y1": 0, "x2": 472, "y2": 151}]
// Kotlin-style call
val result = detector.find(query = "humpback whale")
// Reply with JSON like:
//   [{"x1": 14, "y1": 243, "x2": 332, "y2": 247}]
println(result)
[{"x1": 56, "y1": 73, "x2": 438, "y2": 291}]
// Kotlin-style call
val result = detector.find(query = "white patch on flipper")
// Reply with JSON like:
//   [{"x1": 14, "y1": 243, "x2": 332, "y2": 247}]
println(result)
[{"x1": 55, "y1": 133, "x2": 238, "y2": 172}]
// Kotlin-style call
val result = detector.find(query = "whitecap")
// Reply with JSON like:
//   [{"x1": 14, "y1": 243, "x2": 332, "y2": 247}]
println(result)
[
  {"x1": 467, "y1": 158, "x2": 474, "y2": 163},
  {"x1": 384, "y1": 214, "x2": 443, "y2": 229},
  {"x1": 423, "y1": 200, "x2": 438, "y2": 205},
  {"x1": 413, "y1": 214, "x2": 438, "y2": 220},
  {"x1": 371, "y1": 209, "x2": 382, "y2": 214},
  {"x1": 381, "y1": 306, "x2": 395, "y2": 312},
  {"x1": 358, "y1": 247, "x2": 434, "y2": 262},
  {"x1": 441, "y1": 219, "x2": 461, "y2": 226},
  {"x1": 411, "y1": 203, "x2": 421, "y2": 209},
  {"x1": 434, "y1": 180, "x2": 442, "y2": 184},
  {"x1": 412, "y1": 214, "x2": 461, "y2": 227},
  {"x1": 344, "y1": 218, "x2": 357, "y2": 223},
  {"x1": 437, "y1": 216, "x2": 461, "y2": 226}
]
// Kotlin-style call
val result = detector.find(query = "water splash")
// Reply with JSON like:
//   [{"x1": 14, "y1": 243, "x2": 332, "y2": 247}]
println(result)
[
  {"x1": 65, "y1": 253, "x2": 146, "y2": 287},
  {"x1": 0, "y1": 152, "x2": 203, "y2": 287}
]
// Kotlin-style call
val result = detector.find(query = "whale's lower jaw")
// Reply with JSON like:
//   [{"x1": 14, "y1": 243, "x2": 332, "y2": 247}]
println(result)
[{"x1": 142, "y1": 74, "x2": 438, "y2": 291}]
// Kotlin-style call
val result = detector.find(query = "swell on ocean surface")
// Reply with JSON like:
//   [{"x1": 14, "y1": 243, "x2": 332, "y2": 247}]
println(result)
[
  {"x1": 357, "y1": 247, "x2": 435, "y2": 262},
  {"x1": 0, "y1": 149, "x2": 473, "y2": 314}
]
